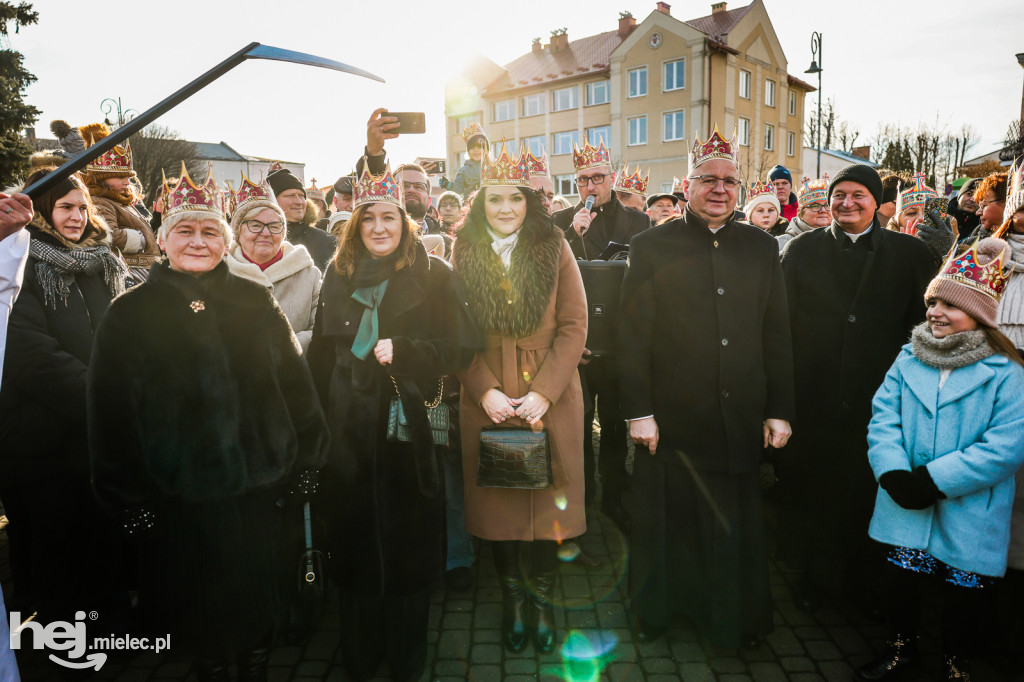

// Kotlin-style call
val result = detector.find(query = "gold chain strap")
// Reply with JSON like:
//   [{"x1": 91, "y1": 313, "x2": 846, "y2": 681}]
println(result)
[{"x1": 390, "y1": 376, "x2": 445, "y2": 409}]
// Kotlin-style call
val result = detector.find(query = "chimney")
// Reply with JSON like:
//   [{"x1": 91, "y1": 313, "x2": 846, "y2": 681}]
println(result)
[
  {"x1": 712, "y1": 2, "x2": 727, "y2": 13},
  {"x1": 549, "y1": 28, "x2": 569, "y2": 53},
  {"x1": 532, "y1": 37, "x2": 542, "y2": 54},
  {"x1": 656, "y1": 2, "x2": 671, "y2": 14},
  {"x1": 618, "y1": 12, "x2": 636, "y2": 38},
  {"x1": 851, "y1": 145, "x2": 871, "y2": 160}
]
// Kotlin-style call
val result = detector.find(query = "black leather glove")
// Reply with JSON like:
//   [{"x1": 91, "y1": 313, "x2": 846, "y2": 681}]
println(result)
[
  {"x1": 916, "y1": 210, "x2": 956, "y2": 263},
  {"x1": 879, "y1": 467, "x2": 944, "y2": 510},
  {"x1": 120, "y1": 504, "x2": 157, "y2": 537}
]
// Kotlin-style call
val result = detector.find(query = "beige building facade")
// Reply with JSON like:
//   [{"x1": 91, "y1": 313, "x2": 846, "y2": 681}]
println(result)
[{"x1": 444, "y1": 0, "x2": 814, "y2": 201}]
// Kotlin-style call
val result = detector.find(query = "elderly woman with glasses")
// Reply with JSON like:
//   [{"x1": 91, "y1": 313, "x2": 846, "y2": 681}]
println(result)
[
  {"x1": 225, "y1": 175, "x2": 322, "y2": 351},
  {"x1": 778, "y1": 175, "x2": 832, "y2": 251}
]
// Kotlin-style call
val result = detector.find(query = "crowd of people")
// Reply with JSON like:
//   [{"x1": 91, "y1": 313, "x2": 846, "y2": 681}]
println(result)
[{"x1": 0, "y1": 109, "x2": 1023, "y2": 682}]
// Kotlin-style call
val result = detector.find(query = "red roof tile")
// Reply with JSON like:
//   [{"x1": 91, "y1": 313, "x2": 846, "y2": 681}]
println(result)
[
  {"x1": 684, "y1": 3, "x2": 753, "y2": 38},
  {"x1": 484, "y1": 30, "x2": 623, "y2": 93}
]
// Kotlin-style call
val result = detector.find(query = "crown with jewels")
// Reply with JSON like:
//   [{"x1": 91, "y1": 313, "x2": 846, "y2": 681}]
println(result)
[
  {"x1": 162, "y1": 163, "x2": 223, "y2": 220},
  {"x1": 461, "y1": 121, "x2": 488, "y2": 145},
  {"x1": 895, "y1": 172, "x2": 936, "y2": 214},
  {"x1": 797, "y1": 174, "x2": 830, "y2": 206},
  {"x1": 83, "y1": 123, "x2": 134, "y2": 175},
  {"x1": 353, "y1": 163, "x2": 403, "y2": 209},
  {"x1": 267, "y1": 161, "x2": 284, "y2": 173},
  {"x1": 671, "y1": 177, "x2": 686, "y2": 194},
  {"x1": 306, "y1": 179, "x2": 325, "y2": 203},
  {"x1": 689, "y1": 125, "x2": 738, "y2": 170},
  {"x1": 1004, "y1": 154, "x2": 1024, "y2": 225},
  {"x1": 232, "y1": 173, "x2": 275, "y2": 212},
  {"x1": 572, "y1": 138, "x2": 611, "y2": 172},
  {"x1": 613, "y1": 165, "x2": 649, "y2": 196},
  {"x1": 935, "y1": 239, "x2": 1012, "y2": 302},
  {"x1": 747, "y1": 179, "x2": 776, "y2": 204},
  {"x1": 222, "y1": 181, "x2": 237, "y2": 216},
  {"x1": 525, "y1": 149, "x2": 549, "y2": 178},
  {"x1": 481, "y1": 141, "x2": 530, "y2": 188}
]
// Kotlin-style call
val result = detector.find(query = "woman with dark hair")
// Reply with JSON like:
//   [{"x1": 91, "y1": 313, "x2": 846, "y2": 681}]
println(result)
[
  {"x1": 0, "y1": 168, "x2": 129, "y2": 633},
  {"x1": 452, "y1": 146, "x2": 587, "y2": 654},
  {"x1": 307, "y1": 165, "x2": 477, "y2": 682},
  {"x1": 88, "y1": 167, "x2": 330, "y2": 681}
]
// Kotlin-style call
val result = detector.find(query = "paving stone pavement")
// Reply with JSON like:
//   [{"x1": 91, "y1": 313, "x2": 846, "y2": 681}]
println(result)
[{"x1": 2, "y1": 496, "x2": 1021, "y2": 681}]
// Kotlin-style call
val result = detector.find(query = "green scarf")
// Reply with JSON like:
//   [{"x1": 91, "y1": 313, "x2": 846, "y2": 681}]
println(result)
[{"x1": 350, "y1": 279, "x2": 389, "y2": 360}]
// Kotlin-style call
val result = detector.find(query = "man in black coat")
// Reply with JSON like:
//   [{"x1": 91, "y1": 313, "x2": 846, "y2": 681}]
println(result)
[
  {"x1": 618, "y1": 141, "x2": 794, "y2": 649},
  {"x1": 778, "y1": 165, "x2": 935, "y2": 611},
  {"x1": 551, "y1": 145, "x2": 649, "y2": 530},
  {"x1": 267, "y1": 167, "x2": 337, "y2": 272}
]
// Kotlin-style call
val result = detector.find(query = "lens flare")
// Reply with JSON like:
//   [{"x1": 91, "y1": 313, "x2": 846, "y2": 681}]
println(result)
[
  {"x1": 554, "y1": 492, "x2": 568, "y2": 510},
  {"x1": 556, "y1": 630, "x2": 618, "y2": 682}
]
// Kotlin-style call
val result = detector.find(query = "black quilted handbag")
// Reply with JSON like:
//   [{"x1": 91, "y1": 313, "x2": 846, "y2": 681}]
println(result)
[
  {"x1": 386, "y1": 377, "x2": 449, "y2": 446},
  {"x1": 477, "y1": 427, "x2": 552, "y2": 489}
]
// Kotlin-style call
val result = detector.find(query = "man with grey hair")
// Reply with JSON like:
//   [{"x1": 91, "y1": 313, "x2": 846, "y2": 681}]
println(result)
[{"x1": 618, "y1": 128, "x2": 794, "y2": 649}]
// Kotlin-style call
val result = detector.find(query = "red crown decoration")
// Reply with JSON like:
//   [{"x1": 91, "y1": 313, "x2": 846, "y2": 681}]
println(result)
[
  {"x1": 307, "y1": 178, "x2": 325, "y2": 203},
  {"x1": 525, "y1": 149, "x2": 550, "y2": 178},
  {"x1": 613, "y1": 165, "x2": 649, "y2": 196},
  {"x1": 222, "y1": 181, "x2": 237, "y2": 216},
  {"x1": 233, "y1": 173, "x2": 274, "y2": 213},
  {"x1": 84, "y1": 123, "x2": 134, "y2": 175},
  {"x1": 162, "y1": 163, "x2": 223, "y2": 220},
  {"x1": 354, "y1": 163, "x2": 403, "y2": 209},
  {"x1": 689, "y1": 125, "x2": 737, "y2": 170},
  {"x1": 481, "y1": 141, "x2": 530, "y2": 188},
  {"x1": 1004, "y1": 154, "x2": 1024, "y2": 224},
  {"x1": 797, "y1": 174, "x2": 830, "y2": 206},
  {"x1": 936, "y1": 239, "x2": 1012, "y2": 301},
  {"x1": 747, "y1": 179, "x2": 776, "y2": 203},
  {"x1": 671, "y1": 177, "x2": 686, "y2": 194},
  {"x1": 895, "y1": 172, "x2": 936, "y2": 214},
  {"x1": 267, "y1": 161, "x2": 285, "y2": 173},
  {"x1": 461, "y1": 121, "x2": 487, "y2": 145},
  {"x1": 572, "y1": 138, "x2": 611, "y2": 172}
]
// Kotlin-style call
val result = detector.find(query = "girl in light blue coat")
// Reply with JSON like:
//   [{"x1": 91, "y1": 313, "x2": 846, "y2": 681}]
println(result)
[{"x1": 858, "y1": 237, "x2": 1024, "y2": 682}]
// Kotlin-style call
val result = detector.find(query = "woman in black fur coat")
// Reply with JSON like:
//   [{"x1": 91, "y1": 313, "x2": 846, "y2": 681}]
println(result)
[
  {"x1": 306, "y1": 169, "x2": 477, "y2": 682},
  {"x1": 88, "y1": 175, "x2": 330, "y2": 682}
]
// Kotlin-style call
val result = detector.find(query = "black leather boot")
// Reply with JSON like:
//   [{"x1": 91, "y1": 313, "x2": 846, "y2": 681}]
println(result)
[
  {"x1": 499, "y1": 575, "x2": 529, "y2": 653},
  {"x1": 943, "y1": 654, "x2": 972, "y2": 681},
  {"x1": 192, "y1": 659, "x2": 230, "y2": 682},
  {"x1": 237, "y1": 632, "x2": 272, "y2": 682},
  {"x1": 531, "y1": 571, "x2": 558, "y2": 654},
  {"x1": 856, "y1": 634, "x2": 919, "y2": 681}
]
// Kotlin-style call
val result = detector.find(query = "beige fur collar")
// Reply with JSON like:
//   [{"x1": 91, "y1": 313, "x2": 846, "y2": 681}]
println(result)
[{"x1": 226, "y1": 241, "x2": 317, "y2": 286}]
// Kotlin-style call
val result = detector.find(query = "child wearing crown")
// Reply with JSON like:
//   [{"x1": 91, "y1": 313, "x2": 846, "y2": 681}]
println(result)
[
  {"x1": 858, "y1": 238, "x2": 1024, "y2": 682},
  {"x1": 743, "y1": 180, "x2": 787, "y2": 236}
]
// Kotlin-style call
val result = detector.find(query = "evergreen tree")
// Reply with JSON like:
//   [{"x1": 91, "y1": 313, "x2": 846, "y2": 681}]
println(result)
[{"x1": 0, "y1": 2, "x2": 39, "y2": 187}]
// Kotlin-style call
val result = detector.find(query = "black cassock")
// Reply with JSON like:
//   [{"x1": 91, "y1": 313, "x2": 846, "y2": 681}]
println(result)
[{"x1": 618, "y1": 208, "x2": 794, "y2": 648}]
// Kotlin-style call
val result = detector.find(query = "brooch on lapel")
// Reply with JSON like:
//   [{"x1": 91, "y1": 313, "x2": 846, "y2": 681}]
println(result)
[{"x1": 190, "y1": 300, "x2": 206, "y2": 313}]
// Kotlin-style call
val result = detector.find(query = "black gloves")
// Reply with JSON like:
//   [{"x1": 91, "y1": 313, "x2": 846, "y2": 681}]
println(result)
[
  {"x1": 879, "y1": 467, "x2": 946, "y2": 510},
  {"x1": 917, "y1": 211, "x2": 956, "y2": 264}
]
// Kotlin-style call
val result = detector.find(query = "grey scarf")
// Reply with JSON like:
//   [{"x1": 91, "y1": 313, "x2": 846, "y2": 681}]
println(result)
[
  {"x1": 910, "y1": 321, "x2": 993, "y2": 369},
  {"x1": 30, "y1": 239, "x2": 128, "y2": 308}
]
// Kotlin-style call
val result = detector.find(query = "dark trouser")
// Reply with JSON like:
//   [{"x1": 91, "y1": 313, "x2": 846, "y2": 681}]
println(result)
[
  {"x1": 581, "y1": 358, "x2": 628, "y2": 506},
  {"x1": 491, "y1": 540, "x2": 559, "y2": 579},
  {"x1": 338, "y1": 588, "x2": 432, "y2": 682}
]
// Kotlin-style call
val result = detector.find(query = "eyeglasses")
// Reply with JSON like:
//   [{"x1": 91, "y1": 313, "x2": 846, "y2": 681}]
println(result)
[
  {"x1": 575, "y1": 174, "x2": 610, "y2": 187},
  {"x1": 243, "y1": 219, "x2": 285, "y2": 234},
  {"x1": 402, "y1": 182, "x2": 429, "y2": 193},
  {"x1": 690, "y1": 175, "x2": 741, "y2": 190},
  {"x1": 803, "y1": 203, "x2": 829, "y2": 212}
]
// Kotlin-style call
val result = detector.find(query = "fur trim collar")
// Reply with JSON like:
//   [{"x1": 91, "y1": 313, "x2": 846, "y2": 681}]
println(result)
[
  {"x1": 226, "y1": 241, "x2": 316, "y2": 286},
  {"x1": 89, "y1": 184, "x2": 135, "y2": 206},
  {"x1": 453, "y1": 222, "x2": 562, "y2": 337},
  {"x1": 28, "y1": 211, "x2": 110, "y2": 250}
]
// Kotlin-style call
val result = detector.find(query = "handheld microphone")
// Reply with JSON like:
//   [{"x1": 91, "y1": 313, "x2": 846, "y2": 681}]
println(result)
[{"x1": 584, "y1": 195, "x2": 595, "y2": 213}]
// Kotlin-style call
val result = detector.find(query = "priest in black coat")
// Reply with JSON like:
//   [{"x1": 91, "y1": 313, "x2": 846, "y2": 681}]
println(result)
[
  {"x1": 776, "y1": 165, "x2": 935, "y2": 610},
  {"x1": 618, "y1": 138, "x2": 794, "y2": 649}
]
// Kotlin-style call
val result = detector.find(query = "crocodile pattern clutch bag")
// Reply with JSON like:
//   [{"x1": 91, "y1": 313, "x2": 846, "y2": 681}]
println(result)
[{"x1": 477, "y1": 427, "x2": 552, "y2": 489}]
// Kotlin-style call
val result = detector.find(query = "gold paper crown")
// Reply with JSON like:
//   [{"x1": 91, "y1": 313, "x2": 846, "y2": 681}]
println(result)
[
  {"x1": 461, "y1": 121, "x2": 488, "y2": 146},
  {"x1": 353, "y1": 163, "x2": 403, "y2": 209},
  {"x1": 747, "y1": 179, "x2": 776, "y2": 203},
  {"x1": 481, "y1": 142, "x2": 530, "y2": 188},
  {"x1": 83, "y1": 123, "x2": 134, "y2": 175},
  {"x1": 525, "y1": 150, "x2": 550, "y2": 178},
  {"x1": 613, "y1": 165, "x2": 649, "y2": 196},
  {"x1": 233, "y1": 173, "x2": 275, "y2": 214},
  {"x1": 1004, "y1": 154, "x2": 1024, "y2": 224},
  {"x1": 267, "y1": 161, "x2": 284, "y2": 173},
  {"x1": 689, "y1": 125, "x2": 737, "y2": 170},
  {"x1": 572, "y1": 138, "x2": 611, "y2": 172},
  {"x1": 222, "y1": 181, "x2": 237, "y2": 216},
  {"x1": 162, "y1": 163, "x2": 223, "y2": 220},
  {"x1": 797, "y1": 174, "x2": 830, "y2": 206},
  {"x1": 306, "y1": 178, "x2": 326, "y2": 203},
  {"x1": 671, "y1": 177, "x2": 686, "y2": 194},
  {"x1": 895, "y1": 172, "x2": 936, "y2": 214},
  {"x1": 935, "y1": 238, "x2": 1012, "y2": 302}
]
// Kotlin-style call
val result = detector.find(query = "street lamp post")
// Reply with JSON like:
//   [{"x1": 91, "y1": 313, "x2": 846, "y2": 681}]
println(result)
[
  {"x1": 805, "y1": 32, "x2": 823, "y2": 178},
  {"x1": 100, "y1": 97, "x2": 140, "y2": 128}
]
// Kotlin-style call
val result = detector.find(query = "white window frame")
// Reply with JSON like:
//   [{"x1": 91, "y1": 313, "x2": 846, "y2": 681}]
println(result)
[
  {"x1": 627, "y1": 115, "x2": 648, "y2": 146},
  {"x1": 739, "y1": 69, "x2": 751, "y2": 99},
  {"x1": 662, "y1": 110, "x2": 685, "y2": 142},
  {"x1": 522, "y1": 93, "x2": 544, "y2": 117},
  {"x1": 491, "y1": 140, "x2": 516, "y2": 157},
  {"x1": 764, "y1": 123, "x2": 775, "y2": 151},
  {"x1": 554, "y1": 174, "x2": 578, "y2": 197},
  {"x1": 586, "y1": 126, "x2": 610, "y2": 148},
  {"x1": 787, "y1": 131, "x2": 796, "y2": 157},
  {"x1": 738, "y1": 117, "x2": 751, "y2": 147},
  {"x1": 523, "y1": 135, "x2": 545, "y2": 157},
  {"x1": 585, "y1": 80, "x2": 610, "y2": 106},
  {"x1": 493, "y1": 99, "x2": 514, "y2": 123},
  {"x1": 765, "y1": 79, "x2": 776, "y2": 107},
  {"x1": 788, "y1": 90, "x2": 797, "y2": 116},
  {"x1": 552, "y1": 86, "x2": 579, "y2": 112},
  {"x1": 628, "y1": 66, "x2": 648, "y2": 98},
  {"x1": 663, "y1": 58, "x2": 685, "y2": 92},
  {"x1": 552, "y1": 130, "x2": 580, "y2": 156}
]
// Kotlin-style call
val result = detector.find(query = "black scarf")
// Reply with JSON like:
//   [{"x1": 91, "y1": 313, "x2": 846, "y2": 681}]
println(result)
[{"x1": 351, "y1": 249, "x2": 401, "y2": 288}]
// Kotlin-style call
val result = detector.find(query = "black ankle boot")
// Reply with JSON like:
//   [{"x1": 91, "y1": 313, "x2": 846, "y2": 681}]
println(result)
[
  {"x1": 500, "y1": 576, "x2": 529, "y2": 653},
  {"x1": 237, "y1": 637, "x2": 272, "y2": 682},
  {"x1": 856, "y1": 634, "x2": 919, "y2": 681},
  {"x1": 530, "y1": 571, "x2": 558, "y2": 654},
  {"x1": 192, "y1": 659, "x2": 230, "y2": 682},
  {"x1": 943, "y1": 654, "x2": 972, "y2": 681}
]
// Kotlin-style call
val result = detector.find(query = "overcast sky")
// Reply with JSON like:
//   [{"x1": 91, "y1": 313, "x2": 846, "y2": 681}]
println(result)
[{"x1": 11, "y1": 0, "x2": 1024, "y2": 187}]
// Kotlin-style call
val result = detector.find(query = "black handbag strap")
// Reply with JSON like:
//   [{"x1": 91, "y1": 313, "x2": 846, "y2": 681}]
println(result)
[{"x1": 389, "y1": 375, "x2": 444, "y2": 409}]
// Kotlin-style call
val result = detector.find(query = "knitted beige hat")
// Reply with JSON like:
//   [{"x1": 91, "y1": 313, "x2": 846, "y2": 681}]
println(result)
[{"x1": 924, "y1": 238, "x2": 1012, "y2": 328}]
